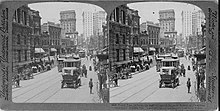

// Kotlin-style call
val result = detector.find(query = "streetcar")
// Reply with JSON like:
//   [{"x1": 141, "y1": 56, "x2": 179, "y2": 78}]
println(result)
[
  {"x1": 156, "y1": 58, "x2": 164, "y2": 72},
  {"x1": 159, "y1": 67, "x2": 180, "y2": 88},
  {"x1": 161, "y1": 58, "x2": 180, "y2": 68},
  {"x1": 61, "y1": 57, "x2": 82, "y2": 88}
]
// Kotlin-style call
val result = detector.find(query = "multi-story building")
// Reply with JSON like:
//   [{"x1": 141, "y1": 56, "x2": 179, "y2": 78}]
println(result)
[
  {"x1": 192, "y1": 10, "x2": 205, "y2": 36},
  {"x1": 109, "y1": 5, "x2": 139, "y2": 70},
  {"x1": 93, "y1": 11, "x2": 106, "y2": 36},
  {"x1": 12, "y1": 5, "x2": 41, "y2": 76},
  {"x1": 159, "y1": 9, "x2": 177, "y2": 51},
  {"x1": 140, "y1": 21, "x2": 160, "y2": 54},
  {"x1": 182, "y1": 10, "x2": 193, "y2": 42},
  {"x1": 82, "y1": 11, "x2": 93, "y2": 41},
  {"x1": 60, "y1": 10, "x2": 76, "y2": 34},
  {"x1": 41, "y1": 22, "x2": 61, "y2": 55}
]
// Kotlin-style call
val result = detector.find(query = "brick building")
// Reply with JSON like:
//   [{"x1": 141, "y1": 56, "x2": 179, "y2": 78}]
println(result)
[
  {"x1": 140, "y1": 21, "x2": 160, "y2": 55},
  {"x1": 109, "y1": 5, "x2": 140, "y2": 70},
  {"x1": 12, "y1": 5, "x2": 41, "y2": 76},
  {"x1": 41, "y1": 22, "x2": 61, "y2": 55}
]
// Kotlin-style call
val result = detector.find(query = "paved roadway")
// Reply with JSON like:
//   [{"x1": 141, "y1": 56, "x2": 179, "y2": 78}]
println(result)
[
  {"x1": 12, "y1": 58, "x2": 101, "y2": 103},
  {"x1": 110, "y1": 57, "x2": 199, "y2": 103}
]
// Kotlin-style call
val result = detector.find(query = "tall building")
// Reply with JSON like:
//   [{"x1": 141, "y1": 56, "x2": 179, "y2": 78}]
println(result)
[
  {"x1": 93, "y1": 11, "x2": 106, "y2": 36},
  {"x1": 181, "y1": 11, "x2": 193, "y2": 40},
  {"x1": 192, "y1": 10, "x2": 205, "y2": 35},
  {"x1": 60, "y1": 10, "x2": 76, "y2": 35},
  {"x1": 109, "y1": 5, "x2": 140, "y2": 71},
  {"x1": 12, "y1": 5, "x2": 41, "y2": 77},
  {"x1": 159, "y1": 9, "x2": 175, "y2": 32},
  {"x1": 82, "y1": 11, "x2": 93, "y2": 40},
  {"x1": 41, "y1": 22, "x2": 61, "y2": 55},
  {"x1": 159, "y1": 9, "x2": 177, "y2": 52}
]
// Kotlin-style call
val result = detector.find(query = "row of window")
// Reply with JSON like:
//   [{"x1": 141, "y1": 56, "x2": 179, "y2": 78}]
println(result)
[
  {"x1": 116, "y1": 49, "x2": 127, "y2": 62},
  {"x1": 140, "y1": 39, "x2": 158, "y2": 45},
  {"x1": 13, "y1": 50, "x2": 30, "y2": 63},
  {"x1": 115, "y1": 33, "x2": 127, "y2": 44}
]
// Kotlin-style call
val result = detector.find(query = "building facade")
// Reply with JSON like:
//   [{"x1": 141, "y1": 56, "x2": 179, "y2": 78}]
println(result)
[
  {"x1": 159, "y1": 9, "x2": 177, "y2": 52},
  {"x1": 82, "y1": 11, "x2": 93, "y2": 40},
  {"x1": 109, "y1": 5, "x2": 140, "y2": 68},
  {"x1": 140, "y1": 21, "x2": 160, "y2": 54},
  {"x1": 93, "y1": 11, "x2": 106, "y2": 36},
  {"x1": 182, "y1": 10, "x2": 193, "y2": 43},
  {"x1": 60, "y1": 10, "x2": 76, "y2": 34},
  {"x1": 12, "y1": 5, "x2": 41, "y2": 76},
  {"x1": 41, "y1": 22, "x2": 61, "y2": 55}
]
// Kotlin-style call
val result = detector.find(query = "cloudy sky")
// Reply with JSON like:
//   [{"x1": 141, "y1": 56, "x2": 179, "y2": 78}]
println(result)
[{"x1": 28, "y1": 2, "x2": 202, "y2": 35}]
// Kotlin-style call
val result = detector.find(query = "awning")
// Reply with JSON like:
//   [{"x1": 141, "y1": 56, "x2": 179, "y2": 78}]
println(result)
[
  {"x1": 51, "y1": 48, "x2": 57, "y2": 52},
  {"x1": 134, "y1": 47, "x2": 144, "y2": 53},
  {"x1": 35, "y1": 48, "x2": 45, "y2": 53},
  {"x1": 149, "y1": 47, "x2": 156, "y2": 51},
  {"x1": 114, "y1": 60, "x2": 132, "y2": 65}
]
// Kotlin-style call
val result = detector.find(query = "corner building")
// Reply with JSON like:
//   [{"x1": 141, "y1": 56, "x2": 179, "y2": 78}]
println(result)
[
  {"x1": 12, "y1": 5, "x2": 41, "y2": 77},
  {"x1": 109, "y1": 5, "x2": 139, "y2": 69}
]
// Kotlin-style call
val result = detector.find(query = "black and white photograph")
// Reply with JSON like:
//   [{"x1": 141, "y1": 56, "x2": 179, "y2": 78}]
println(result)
[
  {"x1": 0, "y1": 0, "x2": 218, "y2": 110},
  {"x1": 11, "y1": 2, "x2": 109, "y2": 103},
  {"x1": 108, "y1": 2, "x2": 207, "y2": 103}
]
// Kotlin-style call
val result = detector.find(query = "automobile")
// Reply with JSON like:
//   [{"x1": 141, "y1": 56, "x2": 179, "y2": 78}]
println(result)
[
  {"x1": 159, "y1": 67, "x2": 180, "y2": 88},
  {"x1": 61, "y1": 67, "x2": 81, "y2": 88}
]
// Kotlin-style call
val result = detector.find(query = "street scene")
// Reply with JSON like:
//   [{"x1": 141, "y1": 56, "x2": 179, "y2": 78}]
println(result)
[
  {"x1": 12, "y1": 3, "x2": 108, "y2": 103},
  {"x1": 108, "y1": 3, "x2": 206, "y2": 103}
]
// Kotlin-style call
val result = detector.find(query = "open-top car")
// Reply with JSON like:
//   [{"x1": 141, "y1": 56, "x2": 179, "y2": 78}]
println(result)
[{"x1": 159, "y1": 67, "x2": 180, "y2": 88}]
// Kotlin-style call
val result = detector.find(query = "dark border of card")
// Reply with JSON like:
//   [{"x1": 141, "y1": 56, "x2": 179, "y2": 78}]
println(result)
[{"x1": 0, "y1": 0, "x2": 218, "y2": 110}]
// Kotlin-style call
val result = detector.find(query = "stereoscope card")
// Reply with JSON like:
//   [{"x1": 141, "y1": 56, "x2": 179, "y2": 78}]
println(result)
[{"x1": 0, "y1": 0, "x2": 218, "y2": 110}]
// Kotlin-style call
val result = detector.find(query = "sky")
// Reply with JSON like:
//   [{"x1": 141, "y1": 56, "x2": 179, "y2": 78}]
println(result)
[{"x1": 28, "y1": 2, "x2": 202, "y2": 35}]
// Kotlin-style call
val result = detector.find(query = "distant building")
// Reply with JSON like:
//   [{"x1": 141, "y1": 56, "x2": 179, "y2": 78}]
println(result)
[
  {"x1": 41, "y1": 22, "x2": 61, "y2": 55},
  {"x1": 82, "y1": 11, "x2": 93, "y2": 40},
  {"x1": 93, "y1": 11, "x2": 106, "y2": 36},
  {"x1": 60, "y1": 10, "x2": 76, "y2": 34},
  {"x1": 181, "y1": 10, "x2": 193, "y2": 42},
  {"x1": 159, "y1": 9, "x2": 177, "y2": 52},
  {"x1": 140, "y1": 21, "x2": 160, "y2": 54}
]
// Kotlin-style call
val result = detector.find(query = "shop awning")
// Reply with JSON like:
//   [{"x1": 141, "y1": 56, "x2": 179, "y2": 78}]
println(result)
[
  {"x1": 149, "y1": 47, "x2": 156, "y2": 51},
  {"x1": 35, "y1": 48, "x2": 45, "y2": 53},
  {"x1": 114, "y1": 60, "x2": 132, "y2": 65},
  {"x1": 134, "y1": 47, "x2": 144, "y2": 53},
  {"x1": 51, "y1": 48, "x2": 57, "y2": 52}
]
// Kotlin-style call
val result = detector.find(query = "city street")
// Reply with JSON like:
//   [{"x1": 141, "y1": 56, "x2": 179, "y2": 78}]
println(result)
[
  {"x1": 110, "y1": 57, "x2": 199, "y2": 103},
  {"x1": 12, "y1": 58, "x2": 101, "y2": 103}
]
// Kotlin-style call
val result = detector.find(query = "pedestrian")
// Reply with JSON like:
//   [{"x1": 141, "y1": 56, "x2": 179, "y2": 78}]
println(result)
[
  {"x1": 114, "y1": 74, "x2": 118, "y2": 87},
  {"x1": 187, "y1": 78, "x2": 191, "y2": 93},
  {"x1": 89, "y1": 78, "x2": 93, "y2": 94},
  {"x1": 16, "y1": 74, "x2": 20, "y2": 87}
]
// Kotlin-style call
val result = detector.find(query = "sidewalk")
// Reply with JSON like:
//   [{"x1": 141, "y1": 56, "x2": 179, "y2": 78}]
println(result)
[{"x1": 12, "y1": 64, "x2": 57, "y2": 89}]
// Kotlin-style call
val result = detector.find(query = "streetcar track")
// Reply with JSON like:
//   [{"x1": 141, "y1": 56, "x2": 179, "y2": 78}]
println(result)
[
  {"x1": 120, "y1": 79, "x2": 159, "y2": 103},
  {"x1": 24, "y1": 80, "x2": 61, "y2": 103},
  {"x1": 111, "y1": 67, "x2": 157, "y2": 92},
  {"x1": 42, "y1": 87, "x2": 61, "y2": 103},
  {"x1": 12, "y1": 68, "x2": 60, "y2": 93},
  {"x1": 110, "y1": 74, "x2": 158, "y2": 98},
  {"x1": 13, "y1": 75, "x2": 60, "y2": 99}
]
